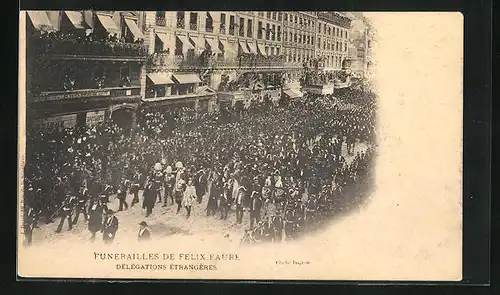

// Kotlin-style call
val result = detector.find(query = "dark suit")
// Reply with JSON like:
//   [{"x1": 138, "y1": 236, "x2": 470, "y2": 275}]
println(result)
[
  {"x1": 102, "y1": 216, "x2": 119, "y2": 244},
  {"x1": 249, "y1": 192, "x2": 262, "y2": 228},
  {"x1": 138, "y1": 228, "x2": 151, "y2": 241},
  {"x1": 142, "y1": 184, "x2": 155, "y2": 216}
]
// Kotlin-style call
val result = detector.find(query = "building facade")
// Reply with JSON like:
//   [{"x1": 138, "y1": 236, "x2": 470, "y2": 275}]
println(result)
[
  {"x1": 25, "y1": 10, "x2": 148, "y2": 133},
  {"x1": 25, "y1": 11, "x2": 361, "y2": 133},
  {"x1": 344, "y1": 12, "x2": 373, "y2": 77}
]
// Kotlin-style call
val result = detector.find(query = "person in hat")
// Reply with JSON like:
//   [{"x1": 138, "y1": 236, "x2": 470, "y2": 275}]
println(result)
[
  {"x1": 137, "y1": 221, "x2": 151, "y2": 241},
  {"x1": 163, "y1": 166, "x2": 175, "y2": 206},
  {"x1": 234, "y1": 186, "x2": 247, "y2": 224},
  {"x1": 87, "y1": 196, "x2": 105, "y2": 241},
  {"x1": 207, "y1": 176, "x2": 222, "y2": 216},
  {"x1": 249, "y1": 189, "x2": 262, "y2": 229},
  {"x1": 102, "y1": 209, "x2": 119, "y2": 244},
  {"x1": 55, "y1": 193, "x2": 77, "y2": 233},
  {"x1": 116, "y1": 177, "x2": 129, "y2": 212},
  {"x1": 130, "y1": 171, "x2": 142, "y2": 207},
  {"x1": 142, "y1": 179, "x2": 156, "y2": 217},
  {"x1": 72, "y1": 185, "x2": 90, "y2": 224},
  {"x1": 182, "y1": 178, "x2": 197, "y2": 218}
]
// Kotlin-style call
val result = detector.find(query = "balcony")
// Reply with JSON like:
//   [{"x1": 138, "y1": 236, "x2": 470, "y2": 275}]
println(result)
[
  {"x1": 31, "y1": 86, "x2": 141, "y2": 103},
  {"x1": 177, "y1": 20, "x2": 185, "y2": 29},
  {"x1": 220, "y1": 26, "x2": 226, "y2": 34},
  {"x1": 156, "y1": 17, "x2": 166, "y2": 26},
  {"x1": 206, "y1": 26, "x2": 214, "y2": 33},
  {"x1": 189, "y1": 23, "x2": 198, "y2": 31},
  {"x1": 31, "y1": 36, "x2": 148, "y2": 59}
]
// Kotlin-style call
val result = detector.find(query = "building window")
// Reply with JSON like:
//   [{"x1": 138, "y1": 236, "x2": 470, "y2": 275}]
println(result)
[
  {"x1": 205, "y1": 12, "x2": 214, "y2": 32},
  {"x1": 266, "y1": 23, "x2": 270, "y2": 40},
  {"x1": 156, "y1": 11, "x2": 166, "y2": 26},
  {"x1": 299, "y1": 18, "x2": 303, "y2": 26},
  {"x1": 303, "y1": 34, "x2": 306, "y2": 44},
  {"x1": 307, "y1": 35, "x2": 310, "y2": 45},
  {"x1": 294, "y1": 33, "x2": 297, "y2": 42},
  {"x1": 344, "y1": 42, "x2": 347, "y2": 52},
  {"x1": 276, "y1": 47, "x2": 280, "y2": 55},
  {"x1": 266, "y1": 12, "x2": 271, "y2": 19},
  {"x1": 247, "y1": 19, "x2": 253, "y2": 37},
  {"x1": 271, "y1": 47, "x2": 275, "y2": 55},
  {"x1": 277, "y1": 25, "x2": 281, "y2": 41},
  {"x1": 311, "y1": 36, "x2": 314, "y2": 45},
  {"x1": 318, "y1": 23, "x2": 321, "y2": 33},
  {"x1": 284, "y1": 29, "x2": 287, "y2": 41},
  {"x1": 318, "y1": 37, "x2": 321, "y2": 48},
  {"x1": 294, "y1": 15, "x2": 298, "y2": 23},
  {"x1": 324, "y1": 25, "x2": 327, "y2": 34},
  {"x1": 284, "y1": 13, "x2": 288, "y2": 22},
  {"x1": 257, "y1": 21, "x2": 263, "y2": 39},
  {"x1": 272, "y1": 12, "x2": 277, "y2": 20},
  {"x1": 176, "y1": 12, "x2": 185, "y2": 29},
  {"x1": 189, "y1": 12, "x2": 198, "y2": 30},
  {"x1": 239, "y1": 17, "x2": 245, "y2": 37},
  {"x1": 265, "y1": 46, "x2": 269, "y2": 55},
  {"x1": 278, "y1": 12, "x2": 282, "y2": 21},
  {"x1": 229, "y1": 15, "x2": 235, "y2": 35},
  {"x1": 258, "y1": 12, "x2": 264, "y2": 17},
  {"x1": 271, "y1": 24, "x2": 276, "y2": 41},
  {"x1": 220, "y1": 13, "x2": 226, "y2": 34}
]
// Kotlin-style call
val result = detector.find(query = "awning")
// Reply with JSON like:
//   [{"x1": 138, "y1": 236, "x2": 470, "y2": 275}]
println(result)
[
  {"x1": 189, "y1": 35, "x2": 205, "y2": 50},
  {"x1": 176, "y1": 35, "x2": 195, "y2": 50},
  {"x1": 64, "y1": 11, "x2": 90, "y2": 29},
  {"x1": 205, "y1": 38, "x2": 222, "y2": 54},
  {"x1": 220, "y1": 39, "x2": 235, "y2": 53},
  {"x1": 257, "y1": 43, "x2": 267, "y2": 56},
  {"x1": 27, "y1": 11, "x2": 56, "y2": 32},
  {"x1": 96, "y1": 14, "x2": 120, "y2": 35},
  {"x1": 172, "y1": 73, "x2": 202, "y2": 84},
  {"x1": 147, "y1": 73, "x2": 174, "y2": 85},
  {"x1": 156, "y1": 32, "x2": 169, "y2": 44},
  {"x1": 247, "y1": 41, "x2": 258, "y2": 54},
  {"x1": 284, "y1": 89, "x2": 303, "y2": 98},
  {"x1": 124, "y1": 18, "x2": 144, "y2": 40},
  {"x1": 239, "y1": 41, "x2": 250, "y2": 54}
]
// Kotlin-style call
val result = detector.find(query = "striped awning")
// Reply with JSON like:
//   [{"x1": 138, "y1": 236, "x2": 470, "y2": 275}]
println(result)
[
  {"x1": 96, "y1": 14, "x2": 120, "y2": 34},
  {"x1": 246, "y1": 41, "x2": 258, "y2": 54},
  {"x1": 205, "y1": 38, "x2": 222, "y2": 54},
  {"x1": 64, "y1": 11, "x2": 90, "y2": 29},
  {"x1": 189, "y1": 35, "x2": 205, "y2": 51},
  {"x1": 172, "y1": 73, "x2": 202, "y2": 84},
  {"x1": 220, "y1": 39, "x2": 235, "y2": 53},
  {"x1": 239, "y1": 41, "x2": 250, "y2": 54},
  {"x1": 124, "y1": 18, "x2": 144, "y2": 40},
  {"x1": 257, "y1": 42, "x2": 267, "y2": 56},
  {"x1": 176, "y1": 35, "x2": 195, "y2": 50},
  {"x1": 147, "y1": 73, "x2": 174, "y2": 85},
  {"x1": 27, "y1": 11, "x2": 56, "y2": 32}
]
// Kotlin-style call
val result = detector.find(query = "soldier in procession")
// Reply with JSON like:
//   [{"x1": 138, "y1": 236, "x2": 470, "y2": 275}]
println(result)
[
  {"x1": 72, "y1": 185, "x2": 90, "y2": 224},
  {"x1": 55, "y1": 193, "x2": 77, "y2": 233},
  {"x1": 116, "y1": 177, "x2": 129, "y2": 211},
  {"x1": 163, "y1": 166, "x2": 175, "y2": 206},
  {"x1": 102, "y1": 209, "x2": 119, "y2": 244},
  {"x1": 130, "y1": 170, "x2": 142, "y2": 207}
]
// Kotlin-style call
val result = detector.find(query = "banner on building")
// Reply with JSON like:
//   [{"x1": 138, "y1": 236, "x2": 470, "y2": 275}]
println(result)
[{"x1": 86, "y1": 110, "x2": 106, "y2": 126}]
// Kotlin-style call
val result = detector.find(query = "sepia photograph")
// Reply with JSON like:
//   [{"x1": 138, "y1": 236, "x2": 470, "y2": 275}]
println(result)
[{"x1": 18, "y1": 11, "x2": 463, "y2": 280}]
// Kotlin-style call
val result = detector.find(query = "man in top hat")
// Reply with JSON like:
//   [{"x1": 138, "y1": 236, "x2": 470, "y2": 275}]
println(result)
[
  {"x1": 249, "y1": 188, "x2": 263, "y2": 229},
  {"x1": 117, "y1": 177, "x2": 129, "y2": 211},
  {"x1": 235, "y1": 186, "x2": 247, "y2": 224},
  {"x1": 88, "y1": 196, "x2": 105, "y2": 241},
  {"x1": 130, "y1": 171, "x2": 142, "y2": 207},
  {"x1": 138, "y1": 221, "x2": 151, "y2": 241},
  {"x1": 142, "y1": 179, "x2": 156, "y2": 217},
  {"x1": 102, "y1": 209, "x2": 119, "y2": 244}
]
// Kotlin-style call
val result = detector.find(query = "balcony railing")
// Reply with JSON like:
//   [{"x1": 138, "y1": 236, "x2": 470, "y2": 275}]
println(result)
[
  {"x1": 177, "y1": 19, "x2": 185, "y2": 29},
  {"x1": 31, "y1": 86, "x2": 141, "y2": 103},
  {"x1": 147, "y1": 53, "x2": 289, "y2": 70},
  {"x1": 189, "y1": 23, "x2": 198, "y2": 30},
  {"x1": 220, "y1": 26, "x2": 226, "y2": 34},
  {"x1": 156, "y1": 17, "x2": 166, "y2": 26},
  {"x1": 31, "y1": 36, "x2": 148, "y2": 57},
  {"x1": 205, "y1": 26, "x2": 214, "y2": 33}
]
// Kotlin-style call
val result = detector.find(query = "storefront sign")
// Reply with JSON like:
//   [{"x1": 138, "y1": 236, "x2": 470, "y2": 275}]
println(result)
[
  {"x1": 34, "y1": 114, "x2": 77, "y2": 131},
  {"x1": 86, "y1": 110, "x2": 106, "y2": 125},
  {"x1": 36, "y1": 89, "x2": 111, "y2": 102}
]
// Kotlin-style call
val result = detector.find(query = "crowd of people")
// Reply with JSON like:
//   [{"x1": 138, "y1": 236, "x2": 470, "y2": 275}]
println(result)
[{"x1": 23, "y1": 90, "x2": 377, "y2": 246}]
